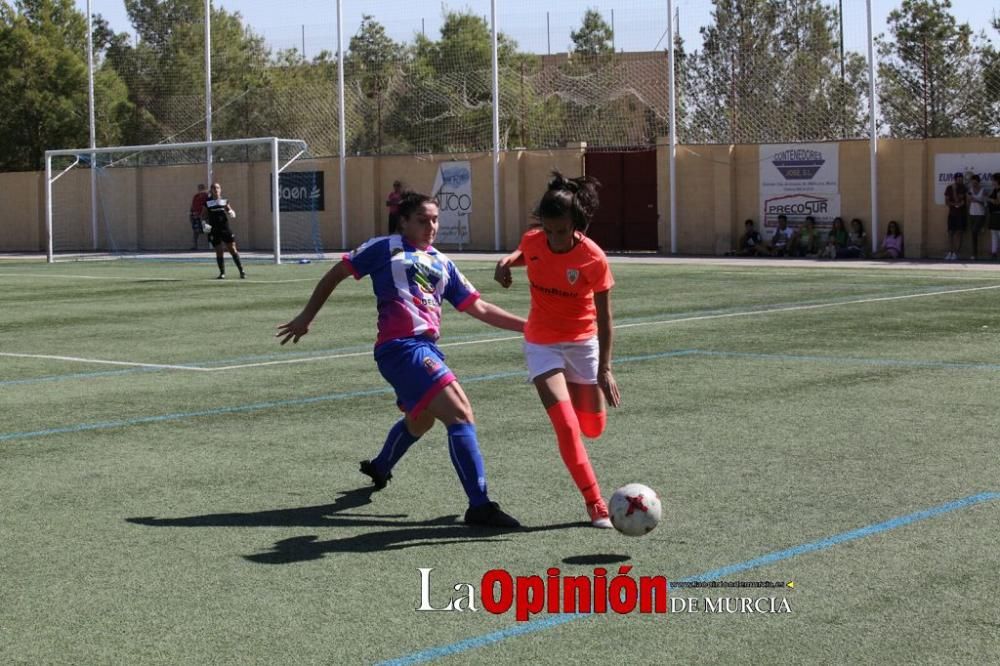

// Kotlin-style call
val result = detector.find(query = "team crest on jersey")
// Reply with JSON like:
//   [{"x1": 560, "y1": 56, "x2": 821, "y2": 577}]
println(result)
[
  {"x1": 566, "y1": 268, "x2": 580, "y2": 285},
  {"x1": 407, "y1": 251, "x2": 444, "y2": 294},
  {"x1": 423, "y1": 357, "x2": 442, "y2": 374}
]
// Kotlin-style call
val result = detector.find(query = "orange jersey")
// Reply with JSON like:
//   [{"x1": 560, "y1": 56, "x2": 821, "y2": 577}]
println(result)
[{"x1": 518, "y1": 228, "x2": 615, "y2": 344}]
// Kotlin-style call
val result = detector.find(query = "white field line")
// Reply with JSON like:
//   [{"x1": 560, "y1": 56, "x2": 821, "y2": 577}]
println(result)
[
  {"x1": 215, "y1": 283, "x2": 1000, "y2": 371},
  {"x1": 0, "y1": 272, "x2": 316, "y2": 283},
  {"x1": 5, "y1": 283, "x2": 998, "y2": 374},
  {"x1": 0, "y1": 352, "x2": 213, "y2": 372},
  {"x1": 614, "y1": 283, "x2": 1000, "y2": 331},
  {"x1": 213, "y1": 335, "x2": 527, "y2": 371}
]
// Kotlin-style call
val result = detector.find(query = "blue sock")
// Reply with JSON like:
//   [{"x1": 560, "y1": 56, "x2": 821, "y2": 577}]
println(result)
[
  {"x1": 372, "y1": 419, "x2": 420, "y2": 475},
  {"x1": 446, "y1": 423, "x2": 490, "y2": 508}
]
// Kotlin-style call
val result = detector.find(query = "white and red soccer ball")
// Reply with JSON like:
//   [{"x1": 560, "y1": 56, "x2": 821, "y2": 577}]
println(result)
[{"x1": 608, "y1": 483, "x2": 662, "y2": 537}]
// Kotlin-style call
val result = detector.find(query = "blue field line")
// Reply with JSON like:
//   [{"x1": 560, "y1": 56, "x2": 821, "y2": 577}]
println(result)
[
  {"x1": 4, "y1": 346, "x2": 1000, "y2": 442},
  {"x1": 376, "y1": 492, "x2": 1000, "y2": 666},
  {"x1": 0, "y1": 351, "x2": 700, "y2": 443},
  {"x1": 5, "y1": 280, "x2": 994, "y2": 386},
  {"x1": 0, "y1": 385, "x2": 398, "y2": 443}
]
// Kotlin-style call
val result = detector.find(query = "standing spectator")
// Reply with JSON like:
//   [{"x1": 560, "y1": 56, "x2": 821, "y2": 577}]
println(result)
[
  {"x1": 386, "y1": 180, "x2": 403, "y2": 234},
  {"x1": 767, "y1": 215, "x2": 794, "y2": 256},
  {"x1": 988, "y1": 173, "x2": 1000, "y2": 261},
  {"x1": 944, "y1": 172, "x2": 967, "y2": 260},
  {"x1": 873, "y1": 220, "x2": 904, "y2": 259},
  {"x1": 967, "y1": 174, "x2": 987, "y2": 261},
  {"x1": 790, "y1": 216, "x2": 820, "y2": 257},
  {"x1": 189, "y1": 184, "x2": 209, "y2": 250},
  {"x1": 201, "y1": 182, "x2": 246, "y2": 280}
]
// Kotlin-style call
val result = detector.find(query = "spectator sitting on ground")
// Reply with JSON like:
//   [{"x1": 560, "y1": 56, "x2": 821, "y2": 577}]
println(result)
[
  {"x1": 872, "y1": 220, "x2": 904, "y2": 260},
  {"x1": 790, "y1": 216, "x2": 820, "y2": 257},
  {"x1": 841, "y1": 218, "x2": 868, "y2": 259},
  {"x1": 821, "y1": 217, "x2": 848, "y2": 259},
  {"x1": 767, "y1": 215, "x2": 794, "y2": 256},
  {"x1": 732, "y1": 219, "x2": 768, "y2": 256}
]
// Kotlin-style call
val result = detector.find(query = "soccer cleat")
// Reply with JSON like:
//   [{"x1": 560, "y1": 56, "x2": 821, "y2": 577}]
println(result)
[
  {"x1": 359, "y1": 459, "x2": 391, "y2": 490},
  {"x1": 586, "y1": 499, "x2": 614, "y2": 528},
  {"x1": 217, "y1": 273, "x2": 225, "y2": 280},
  {"x1": 464, "y1": 501, "x2": 521, "y2": 528},
  {"x1": 239, "y1": 270, "x2": 247, "y2": 279}
]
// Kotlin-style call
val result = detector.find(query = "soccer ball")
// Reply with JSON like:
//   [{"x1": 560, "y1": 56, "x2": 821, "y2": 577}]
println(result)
[{"x1": 609, "y1": 483, "x2": 662, "y2": 537}]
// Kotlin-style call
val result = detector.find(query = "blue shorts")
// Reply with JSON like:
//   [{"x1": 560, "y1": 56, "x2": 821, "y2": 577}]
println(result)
[{"x1": 374, "y1": 336, "x2": 456, "y2": 418}]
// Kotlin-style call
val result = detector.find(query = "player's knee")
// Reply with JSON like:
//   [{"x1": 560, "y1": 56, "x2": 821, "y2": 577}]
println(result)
[
  {"x1": 406, "y1": 411, "x2": 435, "y2": 437},
  {"x1": 546, "y1": 401, "x2": 580, "y2": 438},
  {"x1": 577, "y1": 410, "x2": 606, "y2": 439},
  {"x1": 448, "y1": 406, "x2": 475, "y2": 426}
]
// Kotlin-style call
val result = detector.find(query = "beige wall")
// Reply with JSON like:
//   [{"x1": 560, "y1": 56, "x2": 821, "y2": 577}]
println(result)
[
  {"x1": 0, "y1": 172, "x2": 44, "y2": 251},
  {"x1": 4, "y1": 138, "x2": 999, "y2": 257}
]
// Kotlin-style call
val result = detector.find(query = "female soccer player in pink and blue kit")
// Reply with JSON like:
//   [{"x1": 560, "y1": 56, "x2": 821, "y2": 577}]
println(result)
[{"x1": 277, "y1": 192, "x2": 524, "y2": 528}]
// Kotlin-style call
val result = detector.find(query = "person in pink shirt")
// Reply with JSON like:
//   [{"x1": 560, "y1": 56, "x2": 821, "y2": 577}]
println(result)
[
  {"x1": 386, "y1": 180, "x2": 403, "y2": 234},
  {"x1": 873, "y1": 220, "x2": 904, "y2": 259}
]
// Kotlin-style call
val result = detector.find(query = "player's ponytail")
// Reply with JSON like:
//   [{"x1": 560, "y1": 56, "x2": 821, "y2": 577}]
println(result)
[{"x1": 535, "y1": 171, "x2": 601, "y2": 232}]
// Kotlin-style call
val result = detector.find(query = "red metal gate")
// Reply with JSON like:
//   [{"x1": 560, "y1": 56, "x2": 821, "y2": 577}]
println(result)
[{"x1": 583, "y1": 150, "x2": 658, "y2": 252}]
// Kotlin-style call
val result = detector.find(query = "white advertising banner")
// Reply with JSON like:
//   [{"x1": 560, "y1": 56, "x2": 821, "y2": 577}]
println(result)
[
  {"x1": 760, "y1": 143, "x2": 840, "y2": 236},
  {"x1": 762, "y1": 193, "x2": 841, "y2": 226},
  {"x1": 760, "y1": 143, "x2": 840, "y2": 195},
  {"x1": 932, "y1": 153, "x2": 1000, "y2": 204},
  {"x1": 431, "y1": 161, "x2": 472, "y2": 245}
]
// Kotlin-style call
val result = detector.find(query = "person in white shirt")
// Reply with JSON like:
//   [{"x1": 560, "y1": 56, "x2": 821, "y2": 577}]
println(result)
[{"x1": 967, "y1": 174, "x2": 988, "y2": 261}]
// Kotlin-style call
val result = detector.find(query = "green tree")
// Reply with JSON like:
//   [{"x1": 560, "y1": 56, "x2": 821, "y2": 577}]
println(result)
[
  {"x1": 0, "y1": 0, "x2": 89, "y2": 169},
  {"x1": 385, "y1": 11, "x2": 520, "y2": 153},
  {"x1": 970, "y1": 17, "x2": 999, "y2": 136},
  {"x1": 683, "y1": 0, "x2": 866, "y2": 143},
  {"x1": 344, "y1": 15, "x2": 405, "y2": 154},
  {"x1": 258, "y1": 50, "x2": 337, "y2": 156},
  {"x1": 877, "y1": 0, "x2": 988, "y2": 137},
  {"x1": 101, "y1": 0, "x2": 272, "y2": 147},
  {"x1": 570, "y1": 9, "x2": 613, "y2": 57}
]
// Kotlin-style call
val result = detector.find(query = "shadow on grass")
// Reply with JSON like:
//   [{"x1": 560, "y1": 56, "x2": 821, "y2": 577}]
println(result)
[
  {"x1": 562, "y1": 554, "x2": 631, "y2": 565},
  {"x1": 127, "y1": 486, "x2": 582, "y2": 564}
]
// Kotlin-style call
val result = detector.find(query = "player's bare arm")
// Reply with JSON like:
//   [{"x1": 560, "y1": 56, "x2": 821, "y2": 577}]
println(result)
[
  {"x1": 493, "y1": 251, "x2": 525, "y2": 288},
  {"x1": 464, "y1": 298, "x2": 526, "y2": 333},
  {"x1": 277, "y1": 260, "x2": 354, "y2": 344},
  {"x1": 594, "y1": 289, "x2": 621, "y2": 407}
]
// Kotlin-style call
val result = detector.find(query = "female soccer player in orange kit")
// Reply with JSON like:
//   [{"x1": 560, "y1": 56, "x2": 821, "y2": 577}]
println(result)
[{"x1": 494, "y1": 172, "x2": 621, "y2": 528}]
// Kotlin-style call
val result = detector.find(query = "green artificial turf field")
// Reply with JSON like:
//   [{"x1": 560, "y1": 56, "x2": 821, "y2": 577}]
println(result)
[{"x1": 1, "y1": 258, "x2": 997, "y2": 664}]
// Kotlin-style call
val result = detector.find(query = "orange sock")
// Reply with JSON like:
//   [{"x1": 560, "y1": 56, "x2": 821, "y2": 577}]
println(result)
[
  {"x1": 546, "y1": 401, "x2": 602, "y2": 503},
  {"x1": 576, "y1": 409, "x2": 606, "y2": 439}
]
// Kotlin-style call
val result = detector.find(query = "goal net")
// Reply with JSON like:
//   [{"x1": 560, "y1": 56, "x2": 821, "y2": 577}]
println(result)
[{"x1": 45, "y1": 138, "x2": 325, "y2": 264}]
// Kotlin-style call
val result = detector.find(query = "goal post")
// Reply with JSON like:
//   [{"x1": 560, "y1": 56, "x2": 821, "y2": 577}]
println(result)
[{"x1": 44, "y1": 137, "x2": 322, "y2": 264}]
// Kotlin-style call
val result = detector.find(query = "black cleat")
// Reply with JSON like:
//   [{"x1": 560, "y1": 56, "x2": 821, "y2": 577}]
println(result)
[
  {"x1": 359, "y1": 460, "x2": 392, "y2": 490},
  {"x1": 239, "y1": 271, "x2": 246, "y2": 279},
  {"x1": 464, "y1": 501, "x2": 521, "y2": 528},
  {"x1": 217, "y1": 273, "x2": 225, "y2": 280}
]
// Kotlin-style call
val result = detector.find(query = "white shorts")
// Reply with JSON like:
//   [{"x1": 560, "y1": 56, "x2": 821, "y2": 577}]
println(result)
[{"x1": 523, "y1": 337, "x2": 599, "y2": 384}]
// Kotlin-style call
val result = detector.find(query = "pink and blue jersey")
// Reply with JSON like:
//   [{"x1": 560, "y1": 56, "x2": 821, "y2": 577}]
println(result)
[{"x1": 342, "y1": 236, "x2": 480, "y2": 347}]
